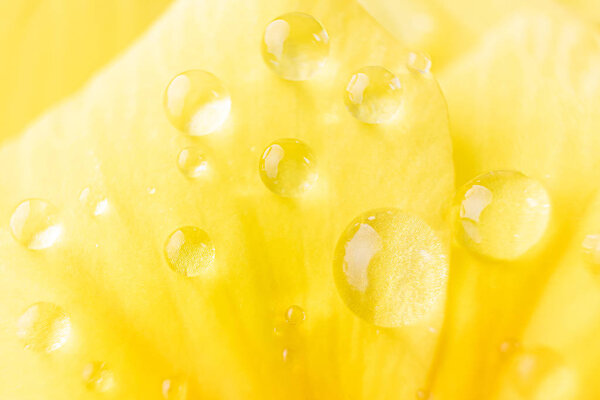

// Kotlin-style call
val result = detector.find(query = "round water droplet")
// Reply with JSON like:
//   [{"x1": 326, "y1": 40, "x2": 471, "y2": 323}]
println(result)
[
  {"x1": 333, "y1": 209, "x2": 448, "y2": 327},
  {"x1": 164, "y1": 226, "x2": 215, "y2": 277},
  {"x1": 344, "y1": 66, "x2": 403, "y2": 124},
  {"x1": 164, "y1": 70, "x2": 231, "y2": 136},
  {"x1": 17, "y1": 302, "x2": 71, "y2": 352},
  {"x1": 285, "y1": 305, "x2": 305, "y2": 325},
  {"x1": 500, "y1": 338, "x2": 521, "y2": 355},
  {"x1": 416, "y1": 389, "x2": 433, "y2": 400},
  {"x1": 282, "y1": 348, "x2": 293, "y2": 363},
  {"x1": 453, "y1": 171, "x2": 551, "y2": 261},
  {"x1": 582, "y1": 233, "x2": 600, "y2": 268},
  {"x1": 162, "y1": 377, "x2": 188, "y2": 400},
  {"x1": 82, "y1": 362, "x2": 115, "y2": 392},
  {"x1": 10, "y1": 199, "x2": 62, "y2": 250},
  {"x1": 79, "y1": 187, "x2": 110, "y2": 217},
  {"x1": 259, "y1": 139, "x2": 318, "y2": 197},
  {"x1": 407, "y1": 51, "x2": 432, "y2": 74},
  {"x1": 177, "y1": 147, "x2": 208, "y2": 178},
  {"x1": 261, "y1": 12, "x2": 329, "y2": 81}
]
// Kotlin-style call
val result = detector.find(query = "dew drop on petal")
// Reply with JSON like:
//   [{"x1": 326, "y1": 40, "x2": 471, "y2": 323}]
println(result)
[
  {"x1": 407, "y1": 51, "x2": 432, "y2": 74},
  {"x1": 416, "y1": 389, "x2": 433, "y2": 399},
  {"x1": 259, "y1": 139, "x2": 318, "y2": 197},
  {"x1": 285, "y1": 305, "x2": 305, "y2": 325},
  {"x1": 82, "y1": 362, "x2": 115, "y2": 392},
  {"x1": 177, "y1": 147, "x2": 208, "y2": 178},
  {"x1": 162, "y1": 377, "x2": 188, "y2": 400},
  {"x1": 164, "y1": 226, "x2": 215, "y2": 277},
  {"x1": 261, "y1": 12, "x2": 329, "y2": 81},
  {"x1": 17, "y1": 302, "x2": 71, "y2": 353},
  {"x1": 79, "y1": 187, "x2": 110, "y2": 217},
  {"x1": 164, "y1": 70, "x2": 231, "y2": 136},
  {"x1": 10, "y1": 199, "x2": 62, "y2": 250},
  {"x1": 344, "y1": 66, "x2": 403, "y2": 124},
  {"x1": 582, "y1": 233, "x2": 600, "y2": 268},
  {"x1": 453, "y1": 171, "x2": 551, "y2": 261},
  {"x1": 333, "y1": 209, "x2": 448, "y2": 327}
]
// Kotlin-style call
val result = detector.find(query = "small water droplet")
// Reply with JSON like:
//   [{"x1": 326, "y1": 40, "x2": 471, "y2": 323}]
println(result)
[
  {"x1": 164, "y1": 226, "x2": 215, "y2": 277},
  {"x1": 333, "y1": 209, "x2": 448, "y2": 327},
  {"x1": 582, "y1": 233, "x2": 600, "y2": 267},
  {"x1": 10, "y1": 199, "x2": 62, "y2": 250},
  {"x1": 453, "y1": 171, "x2": 551, "y2": 260},
  {"x1": 282, "y1": 348, "x2": 293, "y2": 363},
  {"x1": 177, "y1": 147, "x2": 208, "y2": 178},
  {"x1": 164, "y1": 70, "x2": 230, "y2": 136},
  {"x1": 344, "y1": 66, "x2": 403, "y2": 124},
  {"x1": 162, "y1": 377, "x2": 188, "y2": 400},
  {"x1": 147, "y1": 187, "x2": 156, "y2": 195},
  {"x1": 285, "y1": 305, "x2": 305, "y2": 325},
  {"x1": 500, "y1": 338, "x2": 521, "y2": 354},
  {"x1": 261, "y1": 12, "x2": 329, "y2": 81},
  {"x1": 79, "y1": 187, "x2": 110, "y2": 217},
  {"x1": 407, "y1": 51, "x2": 432, "y2": 73},
  {"x1": 17, "y1": 302, "x2": 71, "y2": 352},
  {"x1": 259, "y1": 138, "x2": 318, "y2": 197},
  {"x1": 82, "y1": 362, "x2": 115, "y2": 392},
  {"x1": 416, "y1": 389, "x2": 433, "y2": 399}
]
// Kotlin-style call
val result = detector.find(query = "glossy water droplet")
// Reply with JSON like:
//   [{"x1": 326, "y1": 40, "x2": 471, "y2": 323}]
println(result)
[
  {"x1": 344, "y1": 66, "x2": 403, "y2": 124},
  {"x1": 453, "y1": 171, "x2": 551, "y2": 261},
  {"x1": 582, "y1": 233, "x2": 600, "y2": 267},
  {"x1": 500, "y1": 338, "x2": 521, "y2": 355},
  {"x1": 407, "y1": 51, "x2": 432, "y2": 74},
  {"x1": 79, "y1": 187, "x2": 110, "y2": 217},
  {"x1": 261, "y1": 12, "x2": 329, "y2": 81},
  {"x1": 177, "y1": 147, "x2": 208, "y2": 178},
  {"x1": 282, "y1": 348, "x2": 294, "y2": 363},
  {"x1": 333, "y1": 209, "x2": 448, "y2": 327},
  {"x1": 416, "y1": 389, "x2": 433, "y2": 400},
  {"x1": 147, "y1": 187, "x2": 157, "y2": 195},
  {"x1": 162, "y1": 377, "x2": 188, "y2": 400},
  {"x1": 164, "y1": 226, "x2": 215, "y2": 277},
  {"x1": 259, "y1": 139, "x2": 318, "y2": 197},
  {"x1": 164, "y1": 70, "x2": 230, "y2": 136},
  {"x1": 285, "y1": 305, "x2": 305, "y2": 325},
  {"x1": 10, "y1": 199, "x2": 62, "y2": 250},
  {"x1": 17, "y1": 302, "x2": 71, "y2": 352},
  {"x1": 82, "y1": 362, "x2": 115, "y2": 392}
]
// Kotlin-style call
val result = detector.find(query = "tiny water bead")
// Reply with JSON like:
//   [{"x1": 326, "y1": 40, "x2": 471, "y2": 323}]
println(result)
[
  {"x1": 10, "y1": 199, "x2": 62, "y2": 250},
  {"x1": 82, "y1": 362, "x2": 115, "y2": 392},
  {"x1": 453, "y1": 171, "x2": 551, "y2": 261},
  {"x1": 163, "y1": 70, "x2": 231, "y2": 136},
  {"x1": 164, "y1": 226, "x2": 215, "y2": 277},
  {"x1": 79, "y1": 187, "x2": 110, "y2": 217},
  {"x1": 582, "y1": 233, "x2": 600, "y2": 266},
  {"x1": 285, "y1": 305, "x2": 305, "y2": 325},
  {"x1": 17, "y1": 302, "x2": 71, "y2": 353},
  {"x1": 344, "y1": 66, "x2": 403, "y2": 124},
  {"x1": 261, "y1": 12, "x2": 329, "y2": 81},
  {"x1": 162, "y1": 377, "x2": 188, "y2": 400},
  {"x1": 259, "y1": 139, "x2": 318, "y2": 197},
  {"x1": 333, "y1": 209, "x2": 448, "y2": 327},
  {"x1": 407, "y1": 51, "x2": 432, "y2": 74},
  {"x1": 177, "y1": 147, "x2": 208, "y2": 178}
]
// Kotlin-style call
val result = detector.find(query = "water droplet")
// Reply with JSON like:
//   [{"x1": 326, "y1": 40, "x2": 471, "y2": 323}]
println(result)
[
  {"x1": 407, "y1": 51, "x2": 432, "y2": 73},
  {"x1": 17, "y1": 302, "x2": 71, "y2": 352},
  {"x1": 261, "y1": 12, "x2": 329, "y2": 81},
  {"x1": 453, "y1": 171, "x2": 551, "y2": 260},
  {"x1": 82, "y1": 362, "x2": 115, "y2": 392},
  {"x1": 500, "y1": 338, "x2": 521, "y2": 355},
  {"x1": 10, "y1": 199, "x2": 62, "y2": 250},
  {"x1": 79, "y1": 187, "x2": 110, "y2": 217},
  {"x1": 147, "y1": 187, "x2": 156, "y2": 195},
  {"x1": 162, "y1": 377, "x2": 188, "y2": 400},
  {"x1": 344, "y1": 66, "x2": 403, "y2": 124},
  {"x1": 416, "y1": 389, "x2": 433, "y2": 399},
  {"x1": 164, "y1": 70, "x2": 230, "y2": 136},
  {"x1": 259, "y1": 138, "x2": 318, "y2": 197},
  {"x1": 177, "y1": 147, "x2": 208, "y2": 178},
  {"x1": 285, "y1": 305, "x2": 305, "y2": 325},
  {"x1": 582, "y1": 233, "x2": 600, "y2": 267},
  {"x1": 333, "y1": 209, "x2": 448, "y2": 327},
  {"x1": 282, "y1": 348, "x2": 294, "y2": 363},
  {"x1": 164, "y1": 226, "x2": 215, "y2": 277}
]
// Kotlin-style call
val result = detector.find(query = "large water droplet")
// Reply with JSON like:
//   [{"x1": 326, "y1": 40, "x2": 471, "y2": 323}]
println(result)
[
  {"x1": 453, "y1": 171, "x2": 551, "y2": 261},
  {"x1": 164, "y1": 70, "x2": 230, "y2": 136},
  {"x1": 177, "y1": 147, "x2": 208, "y2": 178},
  {"x1": 10, "y1": 199, "x2": 62, "y2": 250},
  {"x1": 164, "y1": 226, "x2": 215, "y2": 277},
  {"x1": 407, "y1": 51, "x2": 432, "y2": 74},
  {"x1": 285, "y1": 305, "x2": 305, "y2": 325},
  {"x1": 261, "y1": 12, "x2": 329, "y2": 81},
  {"x1": 82, "y1": 362, "x2": 115, "y2": 392},
  {"x1": 344, "y1": 66, "x2": 403, "y2": 124},
  {"x1": 333, "y1": 209, "x2": 448, "y2": 327},
  {"x1": 17, "y1": 302, "x2": 71, "y2": 352},
  {"x1": 162, "y1": 377, "x2": 188, "y2": 400},
  {"x1": 259, "y1": 139, "x2": 317, "y2": 197}
]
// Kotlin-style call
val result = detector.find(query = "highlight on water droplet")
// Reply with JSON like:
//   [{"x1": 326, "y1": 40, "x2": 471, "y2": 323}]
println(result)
[
  {"x1": 407, "y1": 51, "x2": 432, "y2": 74},
  {"x1": 333, "y1": 209, "x2": 448, "y2": 327},
  {"x1": 582, "y1": 233, "x2": 600, "y2": 267},
  {"x1": 164, "y1": 226, "x2": 215, "y2": 277},
  {"x1": 259, "y1": 138, "x2": 318, "y2": 197},
  {"x1": 285, "y1": 305, "x2": 305, "y2": 325},
  {"x1": 82, "y1": 362, "x2": 115, "y2": 392},
  {"x1": 453, "y1": 170, "x2": 551, "y2": 261},
  {"x1": 344, "y1": 66, "x2": 403, "y2": 124},
  {"x1": 177, "y1": 147, "x2": 208, "y2": 178},
  {"x1": 500, "y1": 338, "x2": 522, "y2": 355},
  {"x1": 17, "y1": 302, "x2": 71, "y2": 353},
  {"x1": 416, "y1": 389, "x2": 433, "y2": 400},
  {"x1": 164, "y1": 70, "x2": 231, "y2": 136},
  {"x1": 261, "y1": 12, "x2": 329, "y2": 81},
  {"x1": 79, "y1": 187, "x2": 110, "y2": 217},
  {"x1": 162, "y1": 377, "x2": 188, "y2": 400},
  {"x1": 10, "y1": 199, "x2": 62, "y2": 250}
]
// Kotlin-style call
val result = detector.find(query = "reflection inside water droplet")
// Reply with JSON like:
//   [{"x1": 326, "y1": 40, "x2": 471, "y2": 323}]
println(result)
[
  {"x1": 10, "y1": 199, "x2": 62, "y2": 250},
  {"x1": 17, "y1": 302, "x2": 71, "y2": 352},
  {"x1": 164, "y1": 226, "x2": 215, "y2": 277}
]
